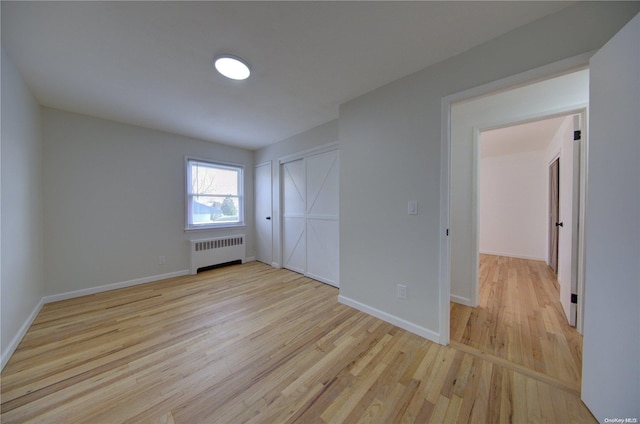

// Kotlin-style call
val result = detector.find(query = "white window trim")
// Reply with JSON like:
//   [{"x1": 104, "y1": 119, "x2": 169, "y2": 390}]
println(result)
[{"x1": 185, "y1": 156, "x2": 245, "y2": 231}]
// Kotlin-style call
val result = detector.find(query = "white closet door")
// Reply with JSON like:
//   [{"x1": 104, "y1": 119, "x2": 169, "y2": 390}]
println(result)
[
  {"x1": 281, "y1": 150, "x2": 339, "y2": 287},
  {"x1": 306, "y1": 151, "x2": 339, "y2": 287},
  {"x1": 282, "y1": 159, "x2": 306, "y2": 274}
]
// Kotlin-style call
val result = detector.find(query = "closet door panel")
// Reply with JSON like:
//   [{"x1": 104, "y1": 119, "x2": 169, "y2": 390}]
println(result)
[
  {"x1": 282, "y1": 160, "x2": 306, "y2": 216},
  {"x1": 282, "y1": 160, "x2": 306, "y2": 273},
  {"x1": 306, "y1": 218, "x2": 339, "y2": 287},
  {"x1": 306, "y1": 151, "x2": 339, "y2": 286},
  {"x1": 283, "y1": 217, "x2": 306, "y2": 274},
  {"x1": 306, "y1": 151, "x2": 339, "y2": 218}
]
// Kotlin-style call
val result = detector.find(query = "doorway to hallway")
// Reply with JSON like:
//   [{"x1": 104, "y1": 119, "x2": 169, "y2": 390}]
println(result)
[{"x1": 447, "y1": 69, "x2": 589, "y2": 394}]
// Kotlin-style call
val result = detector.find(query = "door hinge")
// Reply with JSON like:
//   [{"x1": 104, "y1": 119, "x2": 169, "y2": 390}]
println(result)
[
  {"x1": 571, "y1": 293, "x2": 578, "y2": 304},
  {"x1": 446, "y1": 229, "x2": 449, "y2": 236},
  {"x1": 573, "y1": 130, "x2": 582, "y2": 141}
]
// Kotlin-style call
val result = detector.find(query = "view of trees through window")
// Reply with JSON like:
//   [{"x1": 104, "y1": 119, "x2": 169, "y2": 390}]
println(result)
[{"x1": 187, "y1": 159, "x2": 242, "y2": 228}]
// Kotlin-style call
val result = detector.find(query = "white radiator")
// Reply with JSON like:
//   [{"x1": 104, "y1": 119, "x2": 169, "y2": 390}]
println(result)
[{"x1": 189, "y1": 235, "x2": 245, "y2": 274}]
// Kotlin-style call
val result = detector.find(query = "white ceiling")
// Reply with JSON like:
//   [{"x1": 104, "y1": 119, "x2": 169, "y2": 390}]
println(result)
[
  {"x1": 481, "y1": 115, "x2": 571, "y2": 158},
  {"x1": 1, "y1": 1, "x2": 573, "y2": 150}
]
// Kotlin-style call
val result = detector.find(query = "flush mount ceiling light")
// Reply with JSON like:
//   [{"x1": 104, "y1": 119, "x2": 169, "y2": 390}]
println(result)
[{"x1": 214, "y1": 54, "x2": 251, "y2": 80}]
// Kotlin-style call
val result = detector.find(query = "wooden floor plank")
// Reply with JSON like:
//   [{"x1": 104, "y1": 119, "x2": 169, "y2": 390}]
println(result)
[
  {"x1": 450, "y1": 254, "x2": 584, "y2": 392},
  {"x1": 1, "y1": 261, "x2": 595, "y2": 423}
]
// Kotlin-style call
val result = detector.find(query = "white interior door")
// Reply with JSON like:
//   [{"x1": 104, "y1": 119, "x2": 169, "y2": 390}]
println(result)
[
  {"x1": 255, "y1": 162, "x2": 272, "y2": 265},
  {"x1": 558, "y1": 121, "x2": 579, "y2": 326},
  {"x1": 282, "y1": 159, "x2": 306, "y2": 274},
  {"x1": 549, "y1": 158, "x2": 560, "y2": 273},
  {"x1": 306, "y1": 151, "x2": 339, "y2": 287},
  {"x1": 281, "y1": 150, "x2": 340, "y2": 287}
]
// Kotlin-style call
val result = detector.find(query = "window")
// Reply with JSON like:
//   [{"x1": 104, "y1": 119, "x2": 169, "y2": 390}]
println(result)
[{"x1": 186, "y1": 158, "x2": 243, "y2": 229}]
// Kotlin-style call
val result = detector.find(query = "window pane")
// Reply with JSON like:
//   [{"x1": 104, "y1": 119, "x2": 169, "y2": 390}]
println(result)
[
  {"x1": 191, "y1": 196, "x2": 240, "y2": 225},
  {"x1": 190, "y1": 162, "x2": 238, "y2": 196},
  {"x1": 186, "y1": 159, "x2": 243, "y2": 229}
]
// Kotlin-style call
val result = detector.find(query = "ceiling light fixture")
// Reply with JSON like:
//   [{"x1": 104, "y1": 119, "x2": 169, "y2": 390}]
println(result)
[{"x1": 214, "y1": 54, "x2": 251, "y2": 80}]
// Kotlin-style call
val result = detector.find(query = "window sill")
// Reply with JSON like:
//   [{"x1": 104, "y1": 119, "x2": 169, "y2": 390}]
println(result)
[{"x1": 185, "y1": 223, "x2": 246, "y2": 232}]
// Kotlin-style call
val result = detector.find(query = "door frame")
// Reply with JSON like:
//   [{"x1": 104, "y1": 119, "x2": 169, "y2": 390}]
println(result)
[
  {"x1": 255, "y1": 161, "x2": 273, "y2": 266},
  {"x1": 439, "y1": 52, "x2": 593, "y2": 345}
]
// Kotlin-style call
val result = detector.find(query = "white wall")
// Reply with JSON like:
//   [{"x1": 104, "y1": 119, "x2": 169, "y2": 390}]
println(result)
[
  {"x1": 450, "y1": 71, "x2": 589, "y2": 306},
  {"x1": 254, "y1": 120, "x2": 338, "y2": 268},
  {"x1": 479, "y1": 142, "x2": 547, "y2": 260},
  {"x1": 338, "y1": 2, "x2": 637, "y2": 341},
  {"x1": 582, "y1": 12, "x2": 640, "y2": 420},
  {"x1": 1, "y1": 50, "x2": 44, "y2": 367},
  {"x1": 42, "y1": 108, "x2": 254, "y2": 295},
  {"x1": 255, "y1": 120, "x2": 338, "y2": 165},
  {"x1": 546, "y1": 116, "x2": 571, "y2": 163}
]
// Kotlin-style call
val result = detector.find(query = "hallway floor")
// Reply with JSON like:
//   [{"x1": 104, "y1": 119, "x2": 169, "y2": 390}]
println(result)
[{"x1": 450, "y1": 254, "x2": 583, "y2": 394}]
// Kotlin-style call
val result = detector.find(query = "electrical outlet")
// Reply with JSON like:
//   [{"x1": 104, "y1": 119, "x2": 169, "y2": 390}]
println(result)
[
  {"x1": 159, "y1": 256, "x2": 166, "y2": 265},
  {"x1": 397, "y1": 284, "x2": 407, "y2": 299}
]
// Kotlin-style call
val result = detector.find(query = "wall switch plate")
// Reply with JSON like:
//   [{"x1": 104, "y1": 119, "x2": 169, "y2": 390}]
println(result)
[
  {"x1": 159, "y1": 256, "x2": 166, "y2": 265},
  {"x1": 397, "y1": 284, "x2": 407, "y2": 299},
  {"x1": 408, "y1": 201, "x2": 418, "y2": 215}
]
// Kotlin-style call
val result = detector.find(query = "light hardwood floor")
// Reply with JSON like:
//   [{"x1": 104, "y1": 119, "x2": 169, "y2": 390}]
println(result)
[
  {"x1": 451, "y1": 254, "x2": 584, "y2": 395},
  {"x1": 1, "y1": 261, "x2": 595, "y2": 423}
]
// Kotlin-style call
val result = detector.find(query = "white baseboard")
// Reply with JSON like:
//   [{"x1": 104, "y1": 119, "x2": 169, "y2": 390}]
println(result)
[
  {"x1": 43, "y1": 270, "x2": 190, "y2": 304},
  {"x1": 480, "y1": 251, "x2": 546, "y2": 261},
  {"x1": 1, "y1": 298, "x2": 45, "y2": 370},
  {"x1": 271, "y1": 262, "x2": 281, "y2": 269},
  {"x1": 243, "y1": 256, "x2": 256, "y2": 263},
  {"x1": 450, "y1": 294, "x2": 474, "y2": 306},
  {"x1": 338, "y1": 295, "x2": 441, "y2": 344}
]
